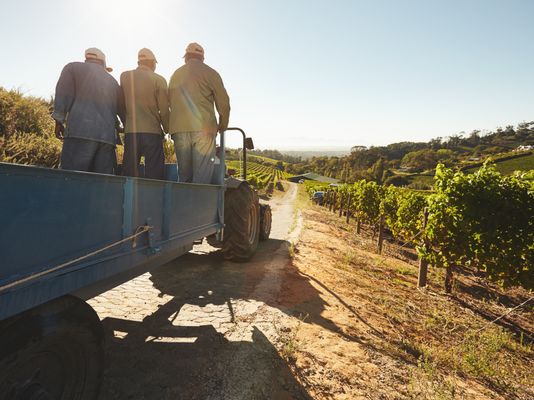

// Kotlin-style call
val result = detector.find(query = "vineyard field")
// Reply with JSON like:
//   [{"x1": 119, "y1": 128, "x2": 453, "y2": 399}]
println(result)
[
  {"x1": 464, "y1": 152, "x2": 534, "y2": 175},
  {"x1": 227, "y1": 160, "x2": 292, "y2": 192},
  {"x1": 308, "y1": 163, "x2": 533, "y2": 291}
]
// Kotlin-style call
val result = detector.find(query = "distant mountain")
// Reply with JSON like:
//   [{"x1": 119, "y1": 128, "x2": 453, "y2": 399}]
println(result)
[{"x1": 280, "y1": 150, "x2": 351, "y2": 159}]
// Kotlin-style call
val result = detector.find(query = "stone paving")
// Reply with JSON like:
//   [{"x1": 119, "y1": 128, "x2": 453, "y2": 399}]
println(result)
[{"x1": 88, "y1": 184, "x2": 311, "y2": 399}]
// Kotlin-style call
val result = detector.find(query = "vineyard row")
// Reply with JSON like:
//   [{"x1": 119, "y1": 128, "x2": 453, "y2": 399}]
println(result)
[
  {"x1": 307, "y1": 163, "x2": 533, "y2": 291},
  {"x1": 227, "y1": 160, "x2": 292, "y2": 191}
]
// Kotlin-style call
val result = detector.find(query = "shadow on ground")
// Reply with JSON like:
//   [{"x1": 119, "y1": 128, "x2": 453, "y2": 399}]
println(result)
[{"x1": 99, "y1": 239, "x2": 322, "y2": 399}]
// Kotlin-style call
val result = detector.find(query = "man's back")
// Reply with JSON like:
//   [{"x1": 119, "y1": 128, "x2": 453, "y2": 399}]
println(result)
[
  {"x1": 53, "y1": 60, "x2": 122, "y2": 145},
  {"x1": 168, "y1": 59, "x2": 230, "y2": 134},
  {"x1": 120, "y1": 66, "x2": 169, "y2": 134}
]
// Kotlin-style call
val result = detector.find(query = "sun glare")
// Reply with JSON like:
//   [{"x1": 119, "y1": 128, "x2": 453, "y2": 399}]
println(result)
[{"x1": 87, "y1": 0, "x2": 173, "y2": 29}]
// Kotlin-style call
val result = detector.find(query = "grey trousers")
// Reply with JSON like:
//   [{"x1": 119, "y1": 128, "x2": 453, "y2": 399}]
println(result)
[{"x1": 172, "y1": 132, "x2": 216, "y2": 184}]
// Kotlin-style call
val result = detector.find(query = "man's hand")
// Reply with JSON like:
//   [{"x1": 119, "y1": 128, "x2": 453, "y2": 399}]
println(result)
[
  {"x1": 54, "y1": 121, "x2": 65, "y2": 140},
  {"x1": 115, "y1": 121, "x2": 124, "y2": 146}
]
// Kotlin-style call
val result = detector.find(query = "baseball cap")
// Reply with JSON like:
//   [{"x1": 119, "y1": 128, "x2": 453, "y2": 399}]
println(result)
[
  {"x1": 184, "y1": 42, "x2": 204, "y2": 58},
  {"x1": 138, "y1": 48, "x2": 157, "y2": 63},
  {"x1": 85, "y1": 47, "x2": 113, "y2": 72}
]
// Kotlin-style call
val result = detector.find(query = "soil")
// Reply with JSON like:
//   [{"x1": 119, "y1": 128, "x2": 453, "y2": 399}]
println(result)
[
  {"x1": 89, "y1": 183, "x2": 533, "y2": 400},
  {"x1": 286, "y1": 201, "x2": 532, "y2": 400}
]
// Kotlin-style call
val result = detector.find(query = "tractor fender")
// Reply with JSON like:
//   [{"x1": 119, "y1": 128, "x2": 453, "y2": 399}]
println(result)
[{"x1": 225, "y1": 176, "x2": 246, "y2": 190}]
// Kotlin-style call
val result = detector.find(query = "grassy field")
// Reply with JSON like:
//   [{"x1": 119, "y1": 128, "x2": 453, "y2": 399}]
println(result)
[
  {"x1": 401, "y1": 152, "x2": 534, "y2": 188},
  {"x1": 464, "y1": 153, "x2": 534, "y2": 175},
  {"x1": 405, "y1": 173, "x2": 435, "y2": 187}
]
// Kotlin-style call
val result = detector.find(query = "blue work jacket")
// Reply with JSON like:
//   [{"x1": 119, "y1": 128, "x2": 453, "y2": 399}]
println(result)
[{"x1": 52, "y1": 60, "x2": 125, "y2": 145}]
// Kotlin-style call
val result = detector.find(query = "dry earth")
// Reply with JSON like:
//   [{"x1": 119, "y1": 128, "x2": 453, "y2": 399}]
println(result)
[
  {"x1": 286, "y1": 197, "x2": 533, "y2": 400},
  {"x1": 90, "y1": 183, "x2": 533, "y2": 400}
]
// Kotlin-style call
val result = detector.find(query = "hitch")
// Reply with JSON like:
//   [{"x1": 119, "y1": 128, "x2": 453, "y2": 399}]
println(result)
[{"x1": 146, "y1": 218, "x2": 160, "y2": 255}]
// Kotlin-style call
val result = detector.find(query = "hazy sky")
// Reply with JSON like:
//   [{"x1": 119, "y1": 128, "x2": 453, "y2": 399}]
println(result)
[{"x1": 1, "y1": 0, "x2": 533, "y2": 150}]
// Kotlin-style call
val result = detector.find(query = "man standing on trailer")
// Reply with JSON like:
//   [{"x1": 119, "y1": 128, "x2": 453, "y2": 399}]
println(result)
[
  {"x1": 120, "y1": 48, "x2": 170, "y2": 179},
  {"x1": 168, "y1": 43, "x2": 230, "y2": 183},
  {"x1": 52, "y1": 48, "x2": 125, "y2": 174}
]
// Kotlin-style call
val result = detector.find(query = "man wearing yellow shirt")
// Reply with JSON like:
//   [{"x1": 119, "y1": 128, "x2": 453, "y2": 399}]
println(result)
[
  {"x1": 120, "y1": 48, "x2": 169, "y2": 179},
  {"x1": 168, "y1": 43, "x2": 230, "y2": 183}
]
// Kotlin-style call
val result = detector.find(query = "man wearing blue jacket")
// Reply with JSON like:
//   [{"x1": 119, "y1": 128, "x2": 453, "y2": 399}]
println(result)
[{"x1": 52, "y1": 48, "x2": 125, "y2": 174}]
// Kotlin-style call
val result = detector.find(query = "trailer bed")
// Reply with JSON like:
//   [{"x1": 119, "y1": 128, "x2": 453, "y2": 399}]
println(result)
[{"x1": 0, "y1": 162, "x2": 224, "y2": 320}]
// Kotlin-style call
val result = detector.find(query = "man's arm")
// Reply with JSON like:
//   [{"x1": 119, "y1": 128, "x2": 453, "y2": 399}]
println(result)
[
  {"x1": 51, "y1": 64, "x2": 75, "y2": 126},
  {"x1": 211, "y1": 72, "x2": 230, "y2": 132},
  {"x1": 156, "y1": 76, "x2": 170, "y2": 134},
  {"x1": 116, "y1": 83, "x2": 126, "y2": 128}
]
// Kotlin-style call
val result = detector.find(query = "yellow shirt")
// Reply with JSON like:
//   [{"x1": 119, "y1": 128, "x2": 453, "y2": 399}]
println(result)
[
  {"x1": 120, "y1": 65, "x2": 169, "y2": 134},
  {"x1": 168, "y1": 59, "x2": 230, "y2": 134}
]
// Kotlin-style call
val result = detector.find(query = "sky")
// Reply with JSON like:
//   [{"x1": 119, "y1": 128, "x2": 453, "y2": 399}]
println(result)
[{"x1": 1, "y1": 0, "x2": 533, "y2": 150}]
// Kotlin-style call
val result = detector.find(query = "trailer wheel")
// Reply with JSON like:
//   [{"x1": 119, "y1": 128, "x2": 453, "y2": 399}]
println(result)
[
  {"x1": 223, "y1": 182, "x2": 260, "y2": 261},
  {"x1": 0, "y1": 296, "x2": 104, "y2": 400},
  {"x1": 259, "y1": 204, "x2": 272, "y2": 241}
]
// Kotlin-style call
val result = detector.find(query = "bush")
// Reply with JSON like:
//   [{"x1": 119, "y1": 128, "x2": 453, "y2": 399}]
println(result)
[
  {"x1": 0, "y1": 87, "x2": 54, "y2": 137},
  {"x1": 0, "y1": 133, "x2": 62, "y2": 167},
  {"x1": 162, "y1": 136, "x2": 177, "y2": 163},
  {"x1": 407, "y1": 181, "x2": 432, "y2": 190},
  {"x1": 384, "y1": 175, "x2": 409, "y2": 187}
]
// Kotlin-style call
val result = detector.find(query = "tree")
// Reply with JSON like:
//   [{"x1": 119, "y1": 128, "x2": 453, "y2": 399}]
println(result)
[
  {"x1": 401, "y1": 149, "x2": 439, "y2": 172},
  {"x1": 351, "y1": 145, "x2": 367, "y2": 153},
  {"x1": 370, "y1": 158, "x2": 385, "y2": 184}
]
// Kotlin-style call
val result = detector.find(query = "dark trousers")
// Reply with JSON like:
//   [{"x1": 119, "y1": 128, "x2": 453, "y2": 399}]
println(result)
[
  {"x1": 123, "y1": 133, "x2": 165, "y2": 180},
  {"x1": 60, "y1": 137, "x2": 115, "y2": 174}
]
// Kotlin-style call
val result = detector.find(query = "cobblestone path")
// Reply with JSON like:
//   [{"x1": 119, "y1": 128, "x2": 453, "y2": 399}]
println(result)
[{"x1": 90, "y1": 184, "x2": 310, "y2": 400}]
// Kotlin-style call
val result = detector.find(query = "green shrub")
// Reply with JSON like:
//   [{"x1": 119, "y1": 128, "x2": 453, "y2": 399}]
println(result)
[
  {"x1": 384, "y1": 174, "x2": 409, "y2": 187},
  {"x1": 0, "y1": 87, "x2": 54, "y2": 137},
  {"x1": 0, "y1": 133, "x2": 62, "y2": 168}
]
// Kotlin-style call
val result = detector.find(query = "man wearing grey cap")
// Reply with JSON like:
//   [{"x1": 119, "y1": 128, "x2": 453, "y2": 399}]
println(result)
[
  {"x1": 120, "y1": 48, "x2": 170, "y2": 180},
  {"x1": 168, "y1": 42, "x2": 230, "y2": 183},
  {"x1": 52, "y1": 48, "x2": 125, "y2": 174}
]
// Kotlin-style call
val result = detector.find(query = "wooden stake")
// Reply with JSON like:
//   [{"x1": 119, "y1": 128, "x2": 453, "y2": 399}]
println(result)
[
  {"x1": 346, "y1": 193, "x2": 352, "y2": 223},
  {"x1": 332, "y1": 192, "x2": 337, "y2": 213},
  {"x1": 445, "y1": 264, "x2": 454, "y2": 293},
  {"x1": 417, "y1": 207, "x2": 429, "y2": 288},
  {"x1": 377, "y1": 214, "x2": 385, "y2": 254},
  {"x1": 338, "y1": 193, "x2": 343, "y2": 217}
]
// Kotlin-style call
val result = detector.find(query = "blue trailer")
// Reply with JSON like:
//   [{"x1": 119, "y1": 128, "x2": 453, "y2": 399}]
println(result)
[{"x1": 0, "y1": 129, "x2": 272, "y2": 400}]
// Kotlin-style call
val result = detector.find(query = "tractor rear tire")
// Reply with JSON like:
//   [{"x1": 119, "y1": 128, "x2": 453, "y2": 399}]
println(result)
[
  {"x1": 259, "y1": 204, "x2": 272, "y2": 241},
  {"x1": 0, "y1": 296, "x2": 104, "y2": 400},
  {"x1": 206, "y1": 234, "x2": 222, "y2": 248},
  {"x1": 222, "y1": 182, "x2": 260, "y2": 261}
]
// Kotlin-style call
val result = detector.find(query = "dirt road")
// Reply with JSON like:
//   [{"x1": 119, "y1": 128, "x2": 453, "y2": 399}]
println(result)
[{"x1": 90, "y1": 183, "x2": 310, "y2": 400}]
